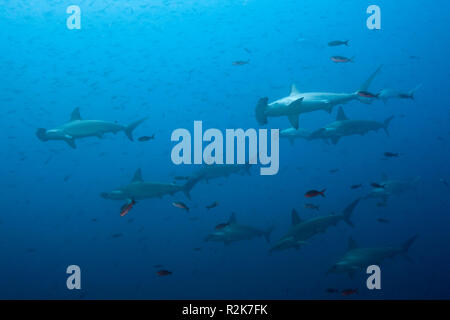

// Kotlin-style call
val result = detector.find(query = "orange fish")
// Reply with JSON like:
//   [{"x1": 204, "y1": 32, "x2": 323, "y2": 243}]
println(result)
[
  {"x1": 172, "y1": 201, "x2": 189, "y2": 211},
  {"x1": 120, "y1": 199, "x2": 136, "y2": 217}
]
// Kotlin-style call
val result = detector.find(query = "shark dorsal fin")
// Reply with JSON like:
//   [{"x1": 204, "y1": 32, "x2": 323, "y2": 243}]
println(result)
[
  {"x1": 131, "y1": 169, "x2": 144, "y2": 183},
  {"x1": 348, "y1": 237, "x2": 358, "y2": 250},
  {"x1": 228, "y1": 212, "x2": 237, "y2": 224},
  {"x1": 381, "y1": 173, "x2": 389, "y2": 181},
  {"x1": 291, "y1": 209, "x2": 302, "y2": 225},
  {"x1": 70, "y1": 107, "x2": 82, "y2": 121},
  {"x1": 290, "y1": 84, "x2": 300, "y2": 96},
  {"x1": 336, "y1": 107, "x2": 348, "y2": 121}
]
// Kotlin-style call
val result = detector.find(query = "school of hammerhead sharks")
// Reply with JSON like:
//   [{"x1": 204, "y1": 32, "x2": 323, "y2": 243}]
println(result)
[{"x1": 35, "y1": 56, "x2": 421, "y2": 280}]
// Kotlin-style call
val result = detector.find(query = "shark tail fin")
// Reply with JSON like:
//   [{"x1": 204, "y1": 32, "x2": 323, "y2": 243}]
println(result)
[
  {"x1": 124, "y1": 117, "x2": 148, "y2": 141},
  {"x1": 263, "y1": 225, "x2": 275, "y2": 243},
  {"x1": 345, "y1": 40, "x2": 350, "y2": 46},
  {"x1": 402, "y1": 235, "x2": 418, "y2": 254},
  {"x1": 183, "y1": 176, "x2": 200, "y2": 200},
  {"x1": 342, "y1": 198, "x2": 361, "y2": 227},
  {"x1": 358, "y1": 64, "x2": 383, "y2": 93},
  {"x1": 408, "y1": 84, "x2": 422, "y2": 99},
  {"x1": 255, "y1": 97, "x2": 269, "y2": 125},
  {"x1": 383, "y1": 116, "x2": 395, "y2": 136}
]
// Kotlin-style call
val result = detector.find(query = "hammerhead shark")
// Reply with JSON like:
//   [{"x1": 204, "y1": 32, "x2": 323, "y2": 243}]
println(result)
[
  {"x1": 100, "y1": 169, "x2": 197, "y2": 201},
  {"x1": 364, "y1": 174, "x2": 421, "y2": 204},
  {"x1": 308, "y1": 106, "x2": 394, "y2": 145},
  {"x1": 36, "y1": 107, "x2": 147, "y2": 148},
  {"x1": 255, "y1": 65, "x2": 383, "y2": 129},
  {"x1": 204, "y1": 212, "x2": 274, "y2": 246},
  {"x1": 327, "y1": 235, "x2": 418, "y2": 278},
  {"x1": 269, "y1": 198, "x2": 361, "y2": 253}
]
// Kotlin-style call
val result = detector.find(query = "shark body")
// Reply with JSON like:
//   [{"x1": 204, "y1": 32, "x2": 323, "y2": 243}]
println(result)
[
  {"x1": 308, "y1": 106, "x2": 394, "y2": 145},
  {"x1": 255, "y1": 65, "x2": 383, "y2": 129},
  {"x1": 269, "y1": 198, "x2": 361, "y2": 253},
  {"x1": 204, "y1": 213, "x2": 274, "y2": 245},
  {"x1": 365, "y1": 175, "x2": 421, "y2": 203},
  {"x1": 378, "y1": 84, "x2": 422, "y2": 104},
  {"x1": 101, "y1": 169, "x2": 197, "y2": 201},
  {"x1": 327, "y1": 236, "x2": 418, "y2": 277},
  {"x1": 36, "y1": 107, "x2": 147, "y2": 149}
]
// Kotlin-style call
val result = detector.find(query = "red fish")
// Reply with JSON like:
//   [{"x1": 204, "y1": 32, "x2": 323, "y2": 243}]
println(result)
[
  {"x1": 120, "y1": 199, "x2": 136, "y2": 217},
  {"x1": 331, "y1": 56, "x2": 354, "y2": 63},
  {"x1": 172, "y1": 201, "x2": 189, "y2": 211},
  {"x1": 357, "y1": 91, "x2": 379, "y2": 98},
  {"x1": 157, "y1": 270, "x2": 172, "y2": 276},
  {"x1": 341, "y1": 288, "x2": 358, "y2": 296},
  {"x1": 305, "y1": 189, "x2": 326, "y2": 198},
  {"x1": 215, "y1": 223, "x2": 229, "y2": 230}
]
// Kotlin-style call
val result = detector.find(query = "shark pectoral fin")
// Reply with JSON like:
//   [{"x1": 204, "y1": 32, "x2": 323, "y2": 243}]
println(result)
[
  {"x1": 287, "y1": 114, "x2": 299, "y2": 129},
  {"x1": 331, "y1": 136, "x2": 340, "y2": 145},
  {"x1": 288, "y1": 137, "x2": 295, "y2": 146},
  {"x1": 64, "y1": 135, "x2": 76, "y2": 149}
]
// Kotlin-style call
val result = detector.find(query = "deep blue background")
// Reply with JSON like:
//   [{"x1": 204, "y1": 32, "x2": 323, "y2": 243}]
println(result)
[{"x1": 0, "y1": 0, "x2": 449, "y2": 299}]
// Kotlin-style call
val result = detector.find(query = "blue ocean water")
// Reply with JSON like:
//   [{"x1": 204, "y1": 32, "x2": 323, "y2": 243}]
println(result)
[{"x1": 1, "y1": 0, "x2": 449, "y2": 299}]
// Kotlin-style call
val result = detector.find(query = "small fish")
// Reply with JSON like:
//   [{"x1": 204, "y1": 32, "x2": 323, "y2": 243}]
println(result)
[
  {"x1": 206, "y1": 201, "x2": 219, "y2": 210},
  {"x1": 384, "y1": 152, "x2": 399, "y2": 158},
  {"x1": 193, "y1": 247, "x2": 202, "y2": 252},
  {"x1": 63, "y1": 175, "x2": 71, "y2": 182},
  {"x1": 153, "y1": 264, "x2": 164, "y2": 269},
  {"x1": 111, "y1": 233, "x2": 124, "y2": 238},
  {"x1": 120, "y1": 199, "x2": 136, "y2": 217},
  {"x1": 357, "y1": 91, "x2": 379, "y2": 98},
  {"x1": 440, "y1": 178, "x2": 450, "y2": 189},
  {"x1": 329, "y1": 168, "x2": 340, "y2": 173},
  {"x1": 172, "y1": 201, "x2": 189, "y2": 211},
  {"x1": 304, "y1": 203, "x2": 320, "y2": 211},
  {"x1": 174, "y1": 176, "x2": 190, "y2": 181},
  {"x1": 157, "y1": 270, "x2": 172, "y2": 276},
  {"x1": 377, "y1": 218, "x2": 390, "y2": 223},
  {"x1": 331, "y1": 56, "x2": 354, "y2": 63},
  {"x1": 215, "y1": 223, "x2": 229, "y2": 230},
  {"x1": 305, "y1": 189, "x2": 326, "y2": 198},
  {"x1": 326, "y1": 288, "x2": 339, "y2": 293},
  {"x1": 376, "y1": 202, "x2": 387, "y2": 208},
  {"x1": 350, "y1": 184, "x2": 363, "y2": 189},
  {"x1": 232, "y1": 60, "x2": 249, "y2": 66},
  {"x1": 137, "y1": 134, "x2": 155, "y2": 142},
  {"x1": 341, "y1": 288, "x2": 358, "y2": 296},
  {"x1": 371, "y1": 183, "x2": 385, "y2": 189},
  {"x1": 328, "y1": 40, "x2": 349, "y2": 47}
]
